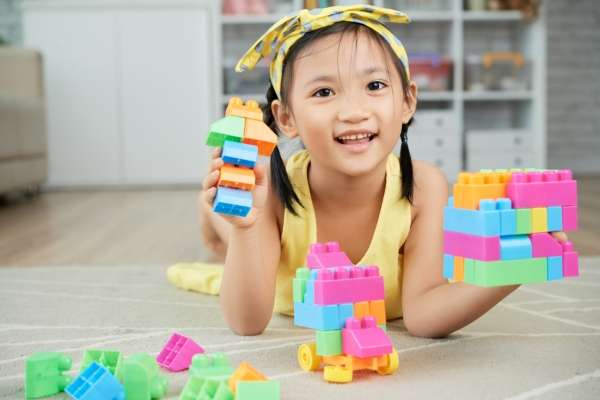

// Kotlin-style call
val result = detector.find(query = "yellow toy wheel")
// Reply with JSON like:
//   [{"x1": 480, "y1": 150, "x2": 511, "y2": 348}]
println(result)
[
  {"x1": 298, "y1": 343, "x2": 321, "y2": 372},
  {"x1": 377, "y1": 348, "x2": 399, "y2": 375},
  {"x1": 324, "y1": 366, "x2": 353, "y2": 383}
]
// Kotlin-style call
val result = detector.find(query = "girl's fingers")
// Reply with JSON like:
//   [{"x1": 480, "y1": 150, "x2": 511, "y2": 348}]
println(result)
[
  {"x1": 212, "y1": 147, "x2": 222, "y2": 159},
  {"x1": 211, "y1": 157, "x2": 224, "y2": 171},
  {"x1": 254, "y1": 163, "x2": 266, "y2": 187},
  {"x1": 203, "y1": 186, "x2": 217, "y2": 206},
  {"x1": 202, "y1": 170, "x2": 220, "y2": 192},
  {"x1": 551, "y1": 231, "x2": 569, "y2": 243}
]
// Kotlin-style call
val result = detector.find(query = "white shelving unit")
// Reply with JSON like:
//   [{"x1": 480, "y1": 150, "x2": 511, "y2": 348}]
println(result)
[{"x1": 218, "y1": 0, "x2": 546, "y2": 179}]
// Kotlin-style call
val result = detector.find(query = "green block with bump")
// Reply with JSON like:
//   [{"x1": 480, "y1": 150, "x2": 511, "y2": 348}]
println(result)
[
  {"x1": 465, "y1": 258, "x2": 547, "y2": 287},
  {"x1": 25, "y1": 352, "x2": 72, "y2": 399},
  {"x1": 292, "y1": 267, "x2": 310, "y2": 303},
  {"x1": 180, "y1": 375, "x2": 233, "y2": 400},
  {"x1": 315, "y1": 330, "x2": 342, "y2": 356},
  {"x1": 206, "y1": 116, "x2": 244, "y2": 147},
  {"x1": 81, "y1": 349, "x2": 123, "y2": 381},
  {"x1": 516, "y1": 209, "x2": 532, "y2": 234},
  {"x1": 189, "y1": 353, "x2": 233, "y2": 381},
  {"x1": 122, "y1": 353, "x2": 168, "y2": 400},
  {"x1": 236, "y1": 381, "x2": 280, "y2": 400}
]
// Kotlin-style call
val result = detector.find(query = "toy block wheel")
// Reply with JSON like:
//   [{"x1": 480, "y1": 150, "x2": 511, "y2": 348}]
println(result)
[
  {"x1": 297, "y1": 343, "x2": 321, "y2": 372},
  {"x1": 377, "y1": 348, "x2": 399, "y2": 375},
  {"x1": 323, "y1": 365, "x2": 352, "y2": 383}
]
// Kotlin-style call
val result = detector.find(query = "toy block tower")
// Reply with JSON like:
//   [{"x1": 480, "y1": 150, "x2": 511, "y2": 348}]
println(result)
[
  {"x1": 293, "y1": 241, "x2": 398, "y2": 383},
  {"x1": 444, "y1": 169, "x2": 579, "y2": 286},
  {"x1": 206, "y1": 97, "x2": 277, "y2": 217}
]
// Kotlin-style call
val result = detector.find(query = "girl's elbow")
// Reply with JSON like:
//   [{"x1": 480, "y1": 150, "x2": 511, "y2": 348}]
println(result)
[{"x1": 403, "y1": 313, "x2": 452, "y2": 339}]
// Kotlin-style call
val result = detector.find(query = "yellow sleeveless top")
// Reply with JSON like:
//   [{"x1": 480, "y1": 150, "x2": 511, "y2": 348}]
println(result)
[{"x1": 275, "y1": 150, "x2": 412, "y2": 320}]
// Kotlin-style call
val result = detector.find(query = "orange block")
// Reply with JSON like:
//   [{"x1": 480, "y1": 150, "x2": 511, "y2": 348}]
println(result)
[
  {"x1": 453, "y1": 171, "x2": 511, "y2": 210},
  {"x1": 354, "y1": 301, "x2": 369, "y2": 319},
  {"x1": 228, "y1": 362, "x2": 267, "y2": 393},
  {"x1": 243, "y1": 119, "x2": 278, "y2": 157},
  {"x1": 218, "y1": 165, "x2": 255, "y2": 191},
  {"x1": 454, "y1": 256, "x2": 464, "y2": 282},
  {"x1": 369, "y1": 300, "x2": 386, "y2": 325},
  {"x1": 225, "y1": 97, "x2": 263, "y2": 121}
]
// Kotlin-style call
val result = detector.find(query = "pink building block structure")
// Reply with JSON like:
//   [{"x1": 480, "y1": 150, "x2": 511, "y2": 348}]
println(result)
[
  {"x1": 562, "y1": 205, "x2": 578, "y2": 231},
  {"x1": 562, "y1": 242, "x2": 579, "y2": 277},
  {"x1": 313, "y1": 266, "x2": 384, "y2": 305},
  {"x1": 443, "y1": 231, "x2": 500, "y2": 261},
  {"x1": 342, "y1": 317, "x2": 393, "y2": 358},
  {"x1": 156, "y1": 333, "x2": 204, "y2": 372},
  {"x1": 506, "y1": 170, "x2": 577, "y2": 209},
  {"x1": 307, "y1": 242, "x2": 353, "y2": 269},
  {"x1": 530, "y1": 232, "x2": 563, "y2": 257}
]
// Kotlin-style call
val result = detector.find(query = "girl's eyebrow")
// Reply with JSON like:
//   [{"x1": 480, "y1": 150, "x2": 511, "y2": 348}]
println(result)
[{"x1": 304, "y1": 66, "x2": 387, "y2": 86}]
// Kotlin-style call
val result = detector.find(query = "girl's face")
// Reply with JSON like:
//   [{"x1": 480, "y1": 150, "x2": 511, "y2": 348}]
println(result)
[{"x1": 273, "y1": 28, "x2": 417, "y2": 177}]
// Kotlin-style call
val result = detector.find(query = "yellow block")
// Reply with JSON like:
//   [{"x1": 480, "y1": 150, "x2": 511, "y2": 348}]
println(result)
[{"x1": 532, "y1": 207, "x2": 548, "y2": 233}]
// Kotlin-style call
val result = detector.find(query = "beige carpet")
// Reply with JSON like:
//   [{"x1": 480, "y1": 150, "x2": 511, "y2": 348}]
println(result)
[{"x1": 1, "y1": 259, "x2": 599, "y2": 399}]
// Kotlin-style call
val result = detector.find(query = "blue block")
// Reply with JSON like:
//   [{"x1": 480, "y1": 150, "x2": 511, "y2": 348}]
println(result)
[
  {"x1": 443, "y1": 254, "x2": 454, "y2": 279},
  {"x1": 443, "y1": 197, "x2": 500, "y2": 236},
  {"x1": 547, "y1": 206, "x2": 563, "y2": 232},
  {"x1": 294, "y1": 302, "x2": 353, "y2": 331},
  {"x1": 303, "y1": 271, "x2": 318, "y2": 304},
  {"x1": 222, "y1": 140, "x2": 258, "y2": 168},
  {"x1": 498, "y1": 198, "x2": 517, "y2": 236},
  {"x1": 66, "y1": 362, "x2": 124, "y2": 400},
  {"x1": 500, "y1": 235, "x2": 532, "y2": 260},
  {"x1": 213, "y1": 187, "x2": 252, "y2": 217},
  {"x1": 547, "y1": 256, "x2": 563, "y2": 280}
]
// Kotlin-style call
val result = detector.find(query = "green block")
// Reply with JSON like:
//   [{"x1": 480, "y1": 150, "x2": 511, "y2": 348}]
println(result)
[
  {"x1": 516, "y1": 209, "x2": 532, "y2": 234},
  {"x1": 189, "y1": 353, "x2": 233, "y2": 380},
  {"x1": 236, "y1": 381, "x2": 280, "y2": 400},
  {"x1": 25, "y1": 352, "x2": 72, "y2": 399},
  {"x1": 81, "y1": 349, "x2": 123, "y2": 381},
  {"x1": 378, "y1": 323, "x2": 387, "y2": 332},
  {"x1": 122, "y1": 353, "x2": 168, "y2": 400},
  {"x1": 206, "y1": 116, "x2": 244, "y2": 147},
  {"x1": 465, "y1": 258, "x2": 547, "y2": 287},
  {"x1": 180, "y1": 376, "x2": 233, "y2": 400},
  {"x1": 293, "y1": 268, "x2": 310, "y2": 303},
  {"x1": 316, "y1": 330, "x2": 342, "y2": 356}
]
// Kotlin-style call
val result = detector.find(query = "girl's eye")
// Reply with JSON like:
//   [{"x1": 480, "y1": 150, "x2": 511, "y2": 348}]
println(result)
[
  {"x1": 368, "y1": 81, "x2": 387, "y2": 91},
  {"x1": 314, "y1": 88, "x2": 334, "y2": 97}
]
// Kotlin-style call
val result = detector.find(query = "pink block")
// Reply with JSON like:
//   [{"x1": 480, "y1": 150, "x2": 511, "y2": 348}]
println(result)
[
  {"x1": 156, "y1": 333, "x2": 204, "y2": 371},
  {"x1": 342, "y1": 317, "x2": 393, "y2": 358},
  {"x1": 313, "y1": 266, "x2": 384, "y2": 305},
  {"x1": 562, "y1": 242, "x2": 579, "y2": 277},
  {"x1": 562, "y1": 205, "x2": 578, "y2": 232},
  {"x1": 506, "y1": 170, "x2": 577, "y2": 208},
  {"x1": 306, "y1": 241, "x2": 353, "y2": 269},
  {"x1": 444, "y1": 231, "x2": 500, "y2": 261},
  {"x1": 530, "y1": 232, "x2": 562, "y2": 257}
]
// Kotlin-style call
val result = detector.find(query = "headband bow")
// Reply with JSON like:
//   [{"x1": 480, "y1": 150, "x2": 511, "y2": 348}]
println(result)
[{"x1": 235, "y1": 5, "x2": 411, "y2": 99}]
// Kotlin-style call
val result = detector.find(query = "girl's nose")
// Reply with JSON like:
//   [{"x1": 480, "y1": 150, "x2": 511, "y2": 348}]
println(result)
[{"x1": 337, "y1": 96, "x2": 371, "y2": 123}]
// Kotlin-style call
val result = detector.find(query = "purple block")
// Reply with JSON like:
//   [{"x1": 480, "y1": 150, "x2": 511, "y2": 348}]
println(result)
[
  {"x1": 507, "y1": 170, "x2": 577, "y2": 208},
  {"x1": 530, "y1": 232, "x2": 563, "y2": 257},
  {"x1": 444, "y1": 231, "x2": 500, "y2": 261},
  {"x1": 562, "y1": 242, "x2": 579, "y2": 277},
  {"x1": 562, "y1": 205, "x2": 578, "y2": 232}
]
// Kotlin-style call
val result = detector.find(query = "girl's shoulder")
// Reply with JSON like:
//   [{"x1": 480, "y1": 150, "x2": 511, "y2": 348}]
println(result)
[{"x1": 410, "y1": 159, "x2": 449, "y2": 219}]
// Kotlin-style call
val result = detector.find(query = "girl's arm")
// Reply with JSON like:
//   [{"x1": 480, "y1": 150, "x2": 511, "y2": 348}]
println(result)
[{"x1": 401, "y1": 161, "x2": 519, "y2": 338}]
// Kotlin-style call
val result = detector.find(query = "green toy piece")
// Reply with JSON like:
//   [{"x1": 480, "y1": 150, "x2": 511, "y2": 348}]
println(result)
[
  {"x1": 292, "y1": 268, "x2": 310, "y2": 303},
  {"x1": 25, "y1": 352, "x2": 72, "y2": 399},
  {"x1": 180, "y1": 376, "x2": 233, "y2": 400},
  {"x1": 236, "y1": 381, "x2": 280, "y2": 400},
  {"x1": 464, "y1": 257, "x2": 547, "y2": 286},
  {"x1": 122, "y1": 353, "x2": 168, "y2": 400},
  {"x1": 206, "y1": 116, "x2": 244, "y2": 147},
  {"x1": 81, "y1": 349, "x2": 123, "y2": 381},
  {"x1": 516, "y1": 208, "x2": 533, "y2": 234},
  {"x1": 189, "y1": 353, "x2": 234, "y2": 380},
  {"x1": 316, "y1": 330, "x2": 342, "y2": 356}
]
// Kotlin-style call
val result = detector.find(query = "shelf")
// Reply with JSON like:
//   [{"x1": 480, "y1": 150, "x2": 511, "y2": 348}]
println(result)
[
  {"x1": 222, "y1": 13, "x2": 289, "y2": 25},
  {"x1": 419, "y1": 91, "x2": 454, "y2": 101},
  {"x1": 462, "y1": 11, "x2": 524, "y2": 22},
  {"x1": 406, "y1": 11, "x2": 454, "y2": 22},
  {"x1": 462, "y1": 91, "x2": 533, "y2": 101}
]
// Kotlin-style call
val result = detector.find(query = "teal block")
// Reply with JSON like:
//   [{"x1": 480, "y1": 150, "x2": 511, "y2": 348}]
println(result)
[
  {"x1": 499, "y1": 198, "x2": 517, "y2": 236},
  {"x1": 443, "y1": 197, "x2": 500, "y2": 236},
  {"x1": 294, "y1": 302, "x2": 353, "y2": 331},
  {"x1": 547, "y1": 256, "x2": 563, "y2": 280},
  {"x1": 500, "y1": 235, "x2": 532, "y2": 260},
  {"x1": 221, "y1": 141, "x2": 258, "y2": 168},
  {"x1": 316, "y1": 330, "x2": 342, "y2": 356},
  {"x1": 547, "y1": 206, "x2": 563, "y2": 232},
  {"x1": 236, "y1": 381, "x2": 280, "y2": 400},
  {"x1": 443, "y1": 254, "x2": 454, "y2": 279},
  {"x1": 206, "y1": 116, "x2": 244, "y2": 147},
  {"x1": 213, "y1": 187, "x2": 252, "y2": 217}
]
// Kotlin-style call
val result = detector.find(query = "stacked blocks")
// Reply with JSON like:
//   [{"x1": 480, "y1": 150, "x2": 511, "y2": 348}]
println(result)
[
  {"x1": 206, "y1": 97, "x2": 277, "y2": 217},
  {"x1": 294, "y1": 241, "x2": 398, "y2": 383},
  {"x1": 444, "y1": 169, "x2": 579, "y2": 286},
  {"x1": 65, "y1": 362, "x2": 124, "y2": 400},
  {"x1": 25, "y1": 352, "x2": 72, "y2": 399},
  {"x1": 156, "y1": 333, "x2": 204, "y2": 372}
]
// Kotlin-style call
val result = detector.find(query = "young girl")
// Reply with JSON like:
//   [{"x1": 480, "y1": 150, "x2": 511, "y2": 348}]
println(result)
[{"x1": 193, "y1": 5, "x2": 522, "y2": 337}]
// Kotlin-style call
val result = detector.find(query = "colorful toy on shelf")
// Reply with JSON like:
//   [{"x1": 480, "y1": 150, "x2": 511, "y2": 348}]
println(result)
[
  {"x1": 206, "y1": 97, "x2": 278, "y2": 217},
  {"x1": 65, "y1": 361, "x2": 124, "y2": 400},
  {"x1": 122, "y1": 353, "x2": 168, "y2": 400},
  {"x1": 294, "y1": 241, "x2": 398, "y2": 383},
  {"x1": 444, "y1": 169, "x2": 579, "y2": 286},
  {"x1": 156, "y1": 332, "x2": 204, "y2": 372},
  {"x1": 25, "y1": 352, "x2": 72, "y2": 399}
]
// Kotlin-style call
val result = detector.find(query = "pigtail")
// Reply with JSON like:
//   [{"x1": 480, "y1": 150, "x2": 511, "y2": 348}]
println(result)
[
  {"x1": 399, "y1": 118, "x2": 414, "y2": 204},
  {"x1": 262, "y1": 84, "x2": 303, "y2": 215}
]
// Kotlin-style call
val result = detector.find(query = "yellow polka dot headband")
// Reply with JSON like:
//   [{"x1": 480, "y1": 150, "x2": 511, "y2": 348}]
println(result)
[{"x1": 235, "y1": 5, "x2": 411, "y2": 100}]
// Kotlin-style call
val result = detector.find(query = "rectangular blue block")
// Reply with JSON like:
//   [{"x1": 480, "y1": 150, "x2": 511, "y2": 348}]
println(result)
[
  {"x1": 547, "y1": 256, "x2": 563, "y2": 280},
  {"x1": 443, "y1": 197, "x2": 500, "y2": 236},
  {"x1": 443, "y1": 254, "x2": 454, "y2": 279},
  {"x1": 500, "y1": 235, "x2": 532, "y2": 260},
  {"x1": 213, "y1": 187, "x2": 252, "y2": 217},
  {"x1": 547, "y1": 206, "x2": 563, "y2": 232},
  {"x1": 222, "y1": 140, "x2": 258, "y2": 168},
  {"x1": 294, "y1": 302, "x2": 353, "y2": 331},
  {"x1": 303, "y1": 272, "x2": 317, "y2": 304},
  {"x1": 66, "y1": 362, "x2": 124, "y2": 400},
  {"x1": 499, "y1": 208, "x2": 517, "y2": 236}
]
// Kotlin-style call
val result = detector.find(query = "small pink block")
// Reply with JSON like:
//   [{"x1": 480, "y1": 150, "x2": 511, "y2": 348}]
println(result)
[
  {"x1": 313, "y1": 266, "x2": 385, "y2": 305},
  {"x1": 156, "y1": 333, "x2": 204, "y2": 371},
  {"x1": 507, "y1": 170, "x2": 577, "y2": 208},
  {"x1": 562, "y1": 242, "x2": 579, "y2": 277},
  {"x1": 342, "y1": 317, "x2": 393, "y2": 358},
  {"x1": 306, "y1": 241, "x2": 353, "y2": 269},
  {"x1": 562, "y1": 205, "x2": 578, "y2": 232},
  {"x1": 444, "y1": 231, "x2": 500, "y2": 261},
  {"x1": 530, "y1": 232, "x2": 562, "y2": 257}
]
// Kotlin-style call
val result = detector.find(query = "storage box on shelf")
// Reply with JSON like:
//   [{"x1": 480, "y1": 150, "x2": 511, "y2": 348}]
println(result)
[{"x1": 467, "y1": 129, "x2": 533, "y2": 170}]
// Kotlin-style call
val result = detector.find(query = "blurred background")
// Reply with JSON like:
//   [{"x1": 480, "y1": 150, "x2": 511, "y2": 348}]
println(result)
[{"x1": 0, "y1": 0, "x2": 598, "y2": 265}]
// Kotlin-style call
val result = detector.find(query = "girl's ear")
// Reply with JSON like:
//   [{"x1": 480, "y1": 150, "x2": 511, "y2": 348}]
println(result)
[
  {"x1": 271, "y1": 99, "x2": 299, "y2": 139},
  {"x1": 401, "y1": 80, "x2": 418, "y2": 124}
]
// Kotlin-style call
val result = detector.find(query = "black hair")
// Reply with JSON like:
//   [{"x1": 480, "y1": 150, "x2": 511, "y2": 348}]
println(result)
[{"x1": 261, "y1": 22, "x2": 415, "y2": 216}]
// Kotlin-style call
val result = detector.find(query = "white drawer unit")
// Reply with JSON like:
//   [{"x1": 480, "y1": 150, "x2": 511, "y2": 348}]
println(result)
[
  {"x1": 411, "y1": 110, "x2": 459, "y2": 134},
  {"x1": 466, "y1": 129, "x2": 534, "y2": 170}
]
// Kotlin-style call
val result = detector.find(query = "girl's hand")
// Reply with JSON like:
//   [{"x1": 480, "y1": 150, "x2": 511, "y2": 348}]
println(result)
[
  {"x1": 201, "y1": 147, "x2": 269, "y2": 229},
  {"x1": 551, "y1": 231, "x2": 569, "y2": 243}
]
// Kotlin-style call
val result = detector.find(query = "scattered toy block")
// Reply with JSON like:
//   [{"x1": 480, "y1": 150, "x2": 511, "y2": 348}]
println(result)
[
  {"x1": 562, "y1": 242, "x2": 579, "y2": 277},
  {"x1": 228, "y1": 362, "x2": 267, "y2": 394},
  {"x1": 225, "y1": 97, "x2": 263, "y2": 121},
  {"x1": 306, "y1": 242, "x2": 353, "y2": 269},
  {"x1": 547, "y1": 206, "x2": 563, "y2": 232},
  {"x1": 81, "y1": 350, "x2": 123, "y2": 381},
  {"x1": 316, "y1": 330, "x2": 343, "y2": 356},
  {"x1": 65, "y1": 361, "x2": 124, "y2": 400},
  {"x1": 122, "y1": 353, "x2": 168, "y2": 400},
  {"x1": 189, "y1": 353, "x2": 233, "y2": 380},
  {"x1": 25, "y1": 352, "x2": 72, "y2": 399},
  {"x1": 180, "y1": 375, "x2": 233, "y2": 400},
  {"x1": 221, "y1": 140, "x2": 258, "y2": 168},
  {"x1": 156, "y1": 333, "x2": 204, "y2": 372},
  {"x1": 313, "y1": 266, "x2": 385, "y2": 305},
  {"x1": 507, "y1": 170, "x2": 577, "y2": 208},
  {"x1": 342, "y1": 317, "x2": 393, "y2": 358},
  {"x1": 443, "y1": 231, "x2": 500, "y2": 261},
  {"x1": 499, "y1": 235, "x2": 532, "y2": 260},
  {"x1": 206, "y1": 116, "x2": 244, "y2": 148},
  {"x1": 236, "y1": 381, "x2": 280, "y2": 400},
  {"x1": 213, "y1": 187, "x2": 252, "y2": 217},
  {"x1": 531, "y1": 207, "x2": 548, "y2": 233},
  {"x1": 218, "y1": 165, "x2": 255, "y2": 191},
  {"x1": 530, "y1": 232, "x2": 563, "y2": 257},
  {"x1": 562, "y1": 205, "x2": 578, "y2": 232}
]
